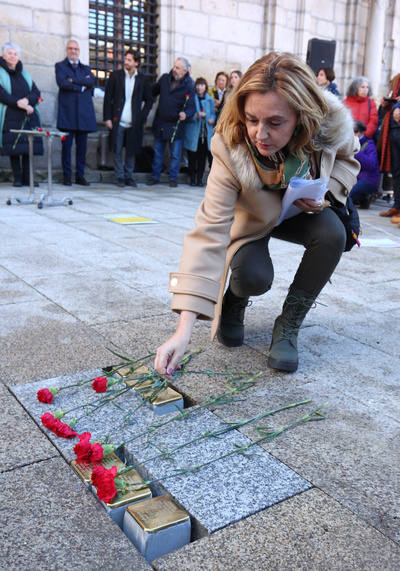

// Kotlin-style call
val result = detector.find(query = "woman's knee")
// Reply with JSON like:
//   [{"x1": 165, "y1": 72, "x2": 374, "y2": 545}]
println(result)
[{"x1": 230, "y1": 266, "x2": 274, "y2": 297}]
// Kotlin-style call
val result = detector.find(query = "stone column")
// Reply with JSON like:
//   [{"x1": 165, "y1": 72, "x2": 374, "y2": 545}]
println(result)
[{"x1": 364, "y1": 0, "x2": 386, "y2": 97}]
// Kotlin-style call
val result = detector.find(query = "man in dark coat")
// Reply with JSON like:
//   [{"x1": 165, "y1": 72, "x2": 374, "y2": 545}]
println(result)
[
  {"x1": 103, "y1": 49, "x2": 153, "y2": 187},
  {"x1": 148, "y1": 57, "x2": 195, "y2": 187},
  {"x1": 55, "y1": 40, "x2": 97, "y2": 186}
]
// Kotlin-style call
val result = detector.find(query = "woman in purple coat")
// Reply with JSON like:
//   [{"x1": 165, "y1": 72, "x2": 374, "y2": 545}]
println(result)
[{"x1": 350, "y1": 120, "x2": 380, "y2": 208}]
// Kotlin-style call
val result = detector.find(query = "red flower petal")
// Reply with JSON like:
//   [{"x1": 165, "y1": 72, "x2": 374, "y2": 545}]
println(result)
[
  {"x1": 37, "y1": 388, "x2": 53, "y2": 404},
  {"x1": 91, "y1": 465, "x2": 118, "y2": 503},
  {"x1": 41, "y1": 413, "x2": 78, "y2": 438},
  {"x1": 92, "y1": 376, "x2": 108, "y2": 393}
]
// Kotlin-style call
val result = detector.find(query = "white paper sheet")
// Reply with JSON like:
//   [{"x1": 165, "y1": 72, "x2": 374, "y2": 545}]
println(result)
[{"x1": 275, "y1": 177, "x2": 329, "y2": 226}]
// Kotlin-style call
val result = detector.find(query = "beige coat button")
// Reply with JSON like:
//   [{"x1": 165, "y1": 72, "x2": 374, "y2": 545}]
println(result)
[{"x1": 170, "y1": 277, "x2": 178, "y2": 287}]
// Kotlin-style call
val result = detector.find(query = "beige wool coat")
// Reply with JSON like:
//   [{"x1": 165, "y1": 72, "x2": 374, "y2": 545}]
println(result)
[{"x1": 169, "y1": 91, "x2": 360, "y2": 338}]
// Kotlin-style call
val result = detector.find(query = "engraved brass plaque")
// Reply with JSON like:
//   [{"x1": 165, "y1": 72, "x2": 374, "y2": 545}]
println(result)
[
  {"x1": 116, "y1": 363, "x2": 149, "y2": 378},
  {"x1": 106, "y1": 469, "x2": 151, "y2": 508},
  {"x1": 144, "y1": 387, "x2": 183, "y2": 407},
  {"x1": 126, "y1": 494, "x2": 189, "y2": 533},
  {"x1": 71, "y1": 452, "x2": 124, "y2": 484}
]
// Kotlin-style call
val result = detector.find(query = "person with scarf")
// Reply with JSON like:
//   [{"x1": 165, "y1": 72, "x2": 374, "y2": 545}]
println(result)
[
  {"x1": 154, "y1": 52, "x2": 359, "y2": 375},
  {"x1": 183, "y1": 77, "x2": 215, "y2": 186},
  {"x1": 0, "y1": 42, "x2": 43, "y2": 187},
  {"x1": 377, "y1": 73, "x2": 400, "y2": 218}
]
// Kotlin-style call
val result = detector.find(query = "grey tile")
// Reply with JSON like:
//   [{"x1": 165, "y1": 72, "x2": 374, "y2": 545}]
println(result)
[
  {"x1": 153, "y1": 489, "x2": 400, "y2": 570},
  {"x1": 0, "y1": 457, "x2": 151, "y2": 570}
]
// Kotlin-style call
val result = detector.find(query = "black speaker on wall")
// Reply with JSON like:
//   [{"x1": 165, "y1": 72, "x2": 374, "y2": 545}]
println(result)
[{"x1": 306, "y1": 38, "x2": 336, "y2": 73}]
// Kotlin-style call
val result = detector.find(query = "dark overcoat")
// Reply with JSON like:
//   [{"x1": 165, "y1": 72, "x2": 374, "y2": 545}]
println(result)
[
  {"x1": 0, "y1": 58, "x2": 43, "y2": 156},
  {"x1": 151, "y1": 71, "x2": 195, "y2": 141},
  {"x1": 55, "y1": 58, "x2": 97, "y2": 132},
  {"x1": 103, "y1": 69, "x2": 153, "y2": 153}
]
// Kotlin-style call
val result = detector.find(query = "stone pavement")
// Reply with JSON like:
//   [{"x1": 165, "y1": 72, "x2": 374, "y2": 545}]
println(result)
[{"x1": 0, "y1": 179, "x2": 399, "y2": 569}]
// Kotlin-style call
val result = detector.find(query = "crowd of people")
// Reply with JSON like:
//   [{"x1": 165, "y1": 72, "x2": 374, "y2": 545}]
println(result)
[{"x1": 1, "y1": 40, "x2": 400, "y2": 227}]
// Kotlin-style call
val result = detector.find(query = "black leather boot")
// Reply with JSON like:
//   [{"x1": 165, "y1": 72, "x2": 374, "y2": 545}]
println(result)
[
  {"x1": 268, "y1": 288, "x2": 316, "y2": 372},
  {"x1": 217, "y1": 287, "x2": 249, "y2": 347}
]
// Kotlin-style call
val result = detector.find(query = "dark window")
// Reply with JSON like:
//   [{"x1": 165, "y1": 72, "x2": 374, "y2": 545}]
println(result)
[{"x1": 89, "y1": 0, "x2": 158, "y2": 87}]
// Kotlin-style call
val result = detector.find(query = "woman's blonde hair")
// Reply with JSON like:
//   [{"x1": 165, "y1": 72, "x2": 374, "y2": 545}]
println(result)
[{"x1": 216, "y1": 52, "x2": 329, "y2": 158}]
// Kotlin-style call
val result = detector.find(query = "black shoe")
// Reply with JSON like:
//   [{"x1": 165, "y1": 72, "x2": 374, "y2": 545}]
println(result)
[
  {"x1": 63, "y1": 176, "x2": 72, "y2": 186},
  {"x1": 359, "y1": 195, "x2": 372, "y2": 209},
  {"x1": 189, "y1": 175, "x2": 196, "y2": 187},
  {"x1": 13, "y1": 180, "x2": 23, "y2": 188},
  {"x1": 169, "y1": 180, "x2": 178, "y2": 188},
  {"x1": 196, "y1": 180, "x2": 204, "y2": 187},
  {"x1": 116, "y1": 178, "x2": 125, "y2": 188},
  {"x1": 75, "y1": 176, "x2": 90, "y2": 186},
  {"x1": 23, "y1": 181, "x2": 39, "y2": 188},
  {"x1": 147, "y1": 177, "x2": 159, "y2": 186},
  {"x1": 217, "y1": 287, "x2": 250, "y2": 347},
  {"x1": 125, "y1": 178, "x2": 137, "y2": 188}
]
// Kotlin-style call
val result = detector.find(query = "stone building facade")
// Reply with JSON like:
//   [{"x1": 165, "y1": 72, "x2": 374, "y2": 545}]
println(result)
[{"x1": 0, "y1": 0, "x2": 399, "y2": 172}]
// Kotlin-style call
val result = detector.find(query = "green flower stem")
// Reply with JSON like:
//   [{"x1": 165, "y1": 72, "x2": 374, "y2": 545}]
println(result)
[
  {"x1": 120, "y1": 372, "x2": 262, "y2": 446},
  {"x1": 127, "y1": 403, "x2": 327, "y2": 490},
  {"x1": 141, "y1": 399, "x2": 312, "y2": 464}
]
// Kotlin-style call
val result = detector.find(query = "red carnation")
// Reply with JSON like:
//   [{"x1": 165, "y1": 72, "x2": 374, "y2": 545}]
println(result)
[
  {"x1": 41, "y1": 412, "x2": 77, "y2": 439},
  {"x1": 46, "y1": 131, "x2": 50, "y2": 136},
  {"x1": 37, "y1": 388, "x2": 54, "y2": 403},
  {"x1": 74, "y1": 432, "x2": 104, "y2": 463},
  {"x1": 92, "y1": 376, "x2": 108, "y2": 393},
  {"x1": 113, "y1": 116, "x2": 117, "y2": 121},
  {"x1": 38, "y1": 97, "x2": 44, "y2": 102},
  {"x1": 60, "y1": 135, "x2": 66, "y2": 141},
  {"x1": 37, "y1": 127, "x2": 43, "y2": 132},
  {"x1": 185, "y1": 94, "x2": 189, "y2": 98},
  {"x1": 91, "y1": 465, "x2": 118, "y2": 503}
]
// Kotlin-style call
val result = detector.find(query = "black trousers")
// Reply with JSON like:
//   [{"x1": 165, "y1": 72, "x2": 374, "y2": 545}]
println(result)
[
  {"x1": 229, "y1": 208, "x2": 346, "y2": 299},
  {"x1": 389, "y1": 131, "x2": 400, "y2": 208},
  {"x1": 10, "y1": 154, "x2": 29, "y2": 184},
  {"x1": 188, "y1": 137, "x2": 208, "y2": 182}
]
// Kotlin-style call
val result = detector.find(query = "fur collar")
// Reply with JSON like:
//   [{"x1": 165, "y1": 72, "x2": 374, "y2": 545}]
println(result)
[{"x1": 230, "y1": 90, "x2": 354, "y2": 191}]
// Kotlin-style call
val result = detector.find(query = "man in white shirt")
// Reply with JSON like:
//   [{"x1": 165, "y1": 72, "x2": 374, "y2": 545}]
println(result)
[{"x1": 103, "y1": 49, "x2": 153, "y2": 187}]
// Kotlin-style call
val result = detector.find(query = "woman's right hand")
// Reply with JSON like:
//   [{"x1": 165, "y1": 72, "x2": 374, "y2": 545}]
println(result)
[{"x1": 154, "y1": 310, "x2": 197, "y2": 375}]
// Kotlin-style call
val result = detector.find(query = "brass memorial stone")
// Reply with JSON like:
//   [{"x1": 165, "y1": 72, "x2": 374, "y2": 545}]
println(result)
[
  {"x1": 106, "y1": 469, "x2": 151, "y2": 508},
  {"x1": 126, "y1": 495, "x2": 190, "y2": 533},
  {"x1": 71, "y1": 452, "x2": 124, "y2": 484}
]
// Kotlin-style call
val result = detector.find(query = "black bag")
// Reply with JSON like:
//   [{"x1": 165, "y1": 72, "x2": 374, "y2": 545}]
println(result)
[{"x1": 325, "y1": 191, "x2": 360, "y2": 252}]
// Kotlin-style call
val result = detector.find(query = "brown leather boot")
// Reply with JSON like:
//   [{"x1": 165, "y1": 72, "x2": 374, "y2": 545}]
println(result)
[
  {"x1": 390, "y1": 215, "x2": 400, "y2": 224},
  {"x1": 379, "y1": 208, "x2": 400, "y2": 217}
]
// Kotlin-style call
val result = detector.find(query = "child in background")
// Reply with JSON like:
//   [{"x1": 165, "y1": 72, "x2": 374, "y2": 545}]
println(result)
[{"x1": 350, "y1": 120, "x2": 380, "y2": 209}]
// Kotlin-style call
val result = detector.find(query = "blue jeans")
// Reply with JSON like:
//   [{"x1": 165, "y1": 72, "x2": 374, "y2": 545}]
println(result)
[
  {"x1": 152, "y1": 137, "x2": 183, "y2": 181},
  {"x1": 114, "y1": 125, "x2": 135, "y2": 180}
]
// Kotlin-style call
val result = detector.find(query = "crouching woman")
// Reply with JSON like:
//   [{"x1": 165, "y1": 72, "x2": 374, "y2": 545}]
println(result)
[{"x1": 155, "y1": 52, "x2": 359, "y2": 374}]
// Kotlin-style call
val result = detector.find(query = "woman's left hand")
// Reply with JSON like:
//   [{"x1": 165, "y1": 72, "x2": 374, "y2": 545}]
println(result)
[{"x1": 293, "y1": 197, "x2": 330, "y2": 214}]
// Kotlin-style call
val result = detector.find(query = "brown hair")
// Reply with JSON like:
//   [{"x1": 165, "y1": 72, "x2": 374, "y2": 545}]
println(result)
[
  {"x1": 317, "y1": 67, "x2": 335, "y2": 82},
  {"x1": 216, "y1": 52, "x2": 329, "y2": 158},
  {"x1": 195, "y1": 77, "x2": 209, "y2": 92},
  {"x1": 215, "y1": 71, "x2": 229, "y2": 84}
]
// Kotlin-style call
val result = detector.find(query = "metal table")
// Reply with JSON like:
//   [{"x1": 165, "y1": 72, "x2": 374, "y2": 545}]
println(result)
[{"x1": 7, "y1": 129, "x2": 73, "y2": 208}]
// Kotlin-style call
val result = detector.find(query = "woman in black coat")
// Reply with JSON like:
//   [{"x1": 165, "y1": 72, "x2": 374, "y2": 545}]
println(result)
[{"x1": 0, "y1": 42, "x2": 43, "y2": 186}]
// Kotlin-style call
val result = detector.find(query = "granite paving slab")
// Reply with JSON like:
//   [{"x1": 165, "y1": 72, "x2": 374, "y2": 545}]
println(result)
[
  {"x1": 0, "y1": 384, "x2": 57, "y2": 472},
  {"x1": 12, "y1": 370, "x2": 311, "y2": 536},
  {"x1": 153, "y1": 488, "x2": 400, "y2": 570},
  {"x1": 0, "y1": 267, "x2": 46, "y2": 305},
  {"x1": 213, "y1": 381, "x2": 400, "y2": 544},
  {"x1": 25, "y1": 269, "x2": 168, "y2": 325},
  {"x1": 0, "y1": 301, "x2": 115, "y2": 385},
  {"x1": 0, "y1": 457, "x2": 151, "y2": 570}
]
